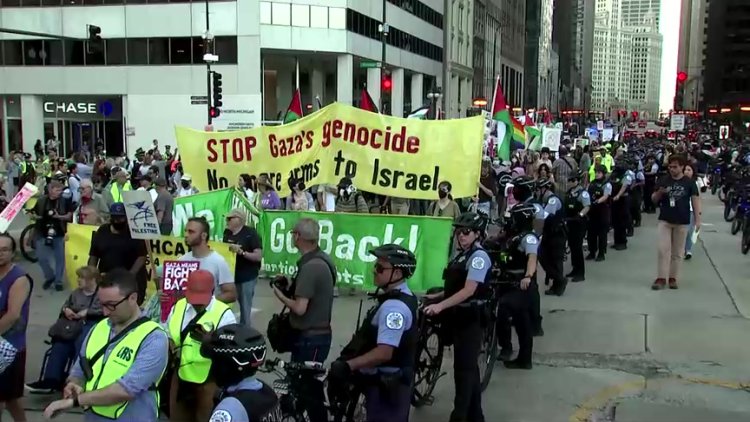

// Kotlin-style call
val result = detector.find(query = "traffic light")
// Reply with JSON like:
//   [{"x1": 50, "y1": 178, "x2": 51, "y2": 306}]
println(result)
[
  {"x1": 86, "y1": 25, "x2": 102, "y2": 54},
  {"x1": 209, "y1": 107, "x2": 220, "y2": 118},
  {"x1": 381, "y1": 73, "x2": 392, "y2": 93},
  {"x1": 674, "y1": 71, "x2": 687, "y2": 111},
  {"x1": 211, "y1": 71, "x2": 223, "y2": 117}
]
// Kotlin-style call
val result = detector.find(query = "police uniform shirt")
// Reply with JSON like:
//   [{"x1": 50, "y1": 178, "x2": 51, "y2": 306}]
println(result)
[
  {"x1": 602, "y1": 182, "x2": 613, "y2": 197},
  {"x1": 360, "y1": 283, "x2": 415, "y2": 375},
  {"x1": 621, "y1": 172, "x2": 634, "y2": 189},
  {"x1": 521, "y1": 197, "x2": 548, "y2": 220},
  {"x1": 210, "y1": 377, "x2": 264, "y2": 422},
  {"x1": 519, "y1": 233, "x2": 540, "y2": 255},
  {"x1": 571, "y1": 186, "x2": 591, "y2": 207},
  {"x1": 636, "y1": 170, "x2": 645, "y2": 183},
  {"x1": 541, "y1": 190, "x2": 563, "y2": 215},
  {"x1": 465, "y1": 244, "x2": 492, "y2": 282}
]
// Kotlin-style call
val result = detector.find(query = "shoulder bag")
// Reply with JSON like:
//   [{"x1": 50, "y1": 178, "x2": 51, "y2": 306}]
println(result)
[{"x1": 48, "y1": 288, "x2": 99, "y2": 342}]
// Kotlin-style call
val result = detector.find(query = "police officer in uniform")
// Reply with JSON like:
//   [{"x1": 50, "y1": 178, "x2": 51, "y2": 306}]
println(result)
[
  {"x1": 631, "y1": 160, "x2": 646, "y2": 228},
  {"x1": 203, "y1": 325, "x2": 279, "y2": 422},
  {"x1": 495, "y1": 204, "x2": 540, "y2": 370},
  {"x1": 586, "y1": 165, "x2": 612, "y2": 261},
  {"x1": 609, "y1": 164, "x2": 633, "y2": 250},
  {"x1": 424, "y1": 213, "x2": 491, "y2": 422},
  {"x1": 564, "y1": 171, "x2": 591, "y2": 282},
  {"x1": 328, "y1": 244, "x2": 418, "y2": 422},
  {"x1": 536, "y1": 178, "x2": 567, "y2": 296}
]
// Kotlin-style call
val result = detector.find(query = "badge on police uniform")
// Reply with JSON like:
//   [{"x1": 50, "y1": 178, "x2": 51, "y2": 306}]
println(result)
[
  {"x1": 471, "y1": 257, "x2": 485, "y2": 270},
  {"x1": 210, "y1": 410, "x2": 232, "y2": 422},
  {"x1": 386, "y1": 312, "x2": 404, "y2": 330},
  {"x1": 525, "y1": 235, "x2": 538, "y2": 245}
]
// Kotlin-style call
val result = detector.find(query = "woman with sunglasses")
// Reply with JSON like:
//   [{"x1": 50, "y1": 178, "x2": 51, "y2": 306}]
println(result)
[{"x1": 423, "y1": 212, "x2": 491, "y2": 422}]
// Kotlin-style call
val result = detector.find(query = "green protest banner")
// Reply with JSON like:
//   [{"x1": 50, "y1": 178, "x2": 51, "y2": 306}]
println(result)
[
  {"x1": 259, "y1": 211, "x2": 452, "y2": 292},
  {"x1": 171, "y1": 188, "x2": 259, "y2": 240}
]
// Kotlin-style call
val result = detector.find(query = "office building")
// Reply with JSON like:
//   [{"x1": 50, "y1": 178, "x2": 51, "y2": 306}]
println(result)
[
  {"x1": 523, "y1": 0, "x2": 553, "y2": 110},
  {"x1": 628, "y1": 13, "x2": 661, "y2": 118},
  {"x1": 499, "y1": 0, "x2": 525, "y2": 108},
  {"x1": 471, "y1": 0, "x2": 501, "y2": 107},
  {"x1": 0, "y1": 0, "x2": 445, "y2": 156},
  {"x1": 676, "y1": 0, "x2": 707, "y2": 111},
  {"x1": 574, "y1": 0, "x2": 595, "y2": 113},
  {"x1": 703, "y1": 0, "x2": 750, "y2": 109},
  {"x1": 445, "y1": 0, "x2": 474, "y2": 118},
  {"x1": 553, "y1": 0, "x2": 584, "y2": 111}
]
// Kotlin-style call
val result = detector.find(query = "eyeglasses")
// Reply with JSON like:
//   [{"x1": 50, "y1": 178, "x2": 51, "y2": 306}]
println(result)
[
  {"x1": 456, "y1": 228, "x2": 474, "y2": 236},
  {"x1": 102, "y1": 294, "x2": 132, "y2": 311},
  {"x1": 375, "y1": 263, "x2": 394, "y2": 274},
  {"x1": 0, "y1": 247, "x2": 13, "y2": 254}
]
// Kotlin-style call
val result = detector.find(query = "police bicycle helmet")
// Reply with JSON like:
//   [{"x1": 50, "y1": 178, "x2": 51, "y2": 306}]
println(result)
[
  {"x1": 369, "y1": 244, "x2": 417, "y2": 279},
  {"x1": 453, "y1": 212, "x2": 487, "y2": 233},
  {"x1": 201, "y1": 324, "x2": 267, "y2": 387},
  {"x1": 509, "y1": 203, "x2": 537, "y2": 232},
  {"x1": 536, "y1": 177, "x2": 554, "y2": 190},
  {"x1": 511, "y1": 176, "x2": 536, "y2": 201},
  {"x1": 567, "y1": 170, "x2": 584, "y2": 182}
]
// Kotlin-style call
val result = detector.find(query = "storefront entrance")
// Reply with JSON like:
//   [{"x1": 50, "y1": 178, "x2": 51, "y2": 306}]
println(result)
[{"x1": 42, "y1": 96, "x2": 124, "y2": 158}]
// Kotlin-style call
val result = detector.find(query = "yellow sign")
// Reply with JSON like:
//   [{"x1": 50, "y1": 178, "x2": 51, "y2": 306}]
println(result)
[
  {"x1": 175, "y1": 103, "x2": 484, "y2": 200},
  {"x1": 65, "y1": 224, "x2": 236, "y2": 295}
]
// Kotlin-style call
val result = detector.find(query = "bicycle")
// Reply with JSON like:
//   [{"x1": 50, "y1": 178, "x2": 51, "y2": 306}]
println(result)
[
  {"x1": 19, "y1": 209, "x2": 38, "y2": 263},
  {"x1": 411, "y1": 290, "x2": 447, "y2": 407},
  {"x1": 260, "y1": 358, "x2": 365, "y2": 422}
]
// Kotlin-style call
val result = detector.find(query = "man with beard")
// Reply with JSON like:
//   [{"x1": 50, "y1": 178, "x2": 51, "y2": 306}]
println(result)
[
  {"x1": 179, "y1": 217, "x2": 236, "y2": 304},
  {"x1": 88, "y1": 203, "x2": 149, "y2": 304}
]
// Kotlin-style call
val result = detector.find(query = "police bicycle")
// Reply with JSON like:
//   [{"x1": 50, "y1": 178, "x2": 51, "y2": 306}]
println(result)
[
  {"x1": 411, "y1": 288, "x2": 447, "y2": 407},
  {"x1": 259, "y1": 358, "x2": 366, "y2": 422}
]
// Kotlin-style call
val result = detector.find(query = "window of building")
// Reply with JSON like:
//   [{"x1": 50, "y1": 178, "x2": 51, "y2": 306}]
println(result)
[
  {"x1": 260, "y1": 2, "x2": 272, "y2": 24},
  {"x1": 310, "y1": 6, "x2": 328, "y2": 28},
  {"x1": 127, "y1": 38, "x2": 148, "y2": 65},
  {"x1": 215, "y1": 36, "x2": 237, "y2": 64},
  {"x1": 1, "y1": 41, "x2": 22, "y2": 65},
  {"x1": 329, "y1": 8, "x2": 346, "y2": 29},
  {"x1": 86, "y1": 44, "x2": 106, "y2": 65},
  {"x1": 148, "y1": 38, "x2": 169, "y2": 64},
  {"x1": 192, "y1": 37, "x2": 206, "y2": 64},
  {"x1": 41, "y1": 0, "x2": 61, "y2": 5},
  {"x1": 106, "y1": 39, "x2": 127, "y2": 65},
  {"x1": 170, "y1": 37, "x2": 192, "y2": 64},
  {"x1": 64, "y1": 40, "x2": 86, "y2": 65},
  {"x1": 272, "y1": 3, "x2": 291, "y2": 26},
  {"x1": 291, "y1": 4, "x2": 310, "y2": 27}
]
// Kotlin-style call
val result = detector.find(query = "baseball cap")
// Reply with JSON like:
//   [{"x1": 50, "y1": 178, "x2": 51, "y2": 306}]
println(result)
[
  {"x1": 185, "y1": 270, "x2": 214, "y2": 306},
  {"x1": 110, "y1": 202, "x2": 126, "y2": 216},
  {"x1": 181, "y1": 173, "x2": 192, "y2": 181},
  {"x1": 226, "y1": 208, "x2": 247, "y2": 222}
]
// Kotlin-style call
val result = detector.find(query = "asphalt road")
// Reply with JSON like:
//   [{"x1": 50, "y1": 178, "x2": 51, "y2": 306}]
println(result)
[{"x1": 11, "y1": 193, "x2": 750, "y2": 422}]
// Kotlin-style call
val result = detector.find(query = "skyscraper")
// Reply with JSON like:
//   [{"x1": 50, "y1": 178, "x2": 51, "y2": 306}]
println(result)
[
  {"x1": 676, "y1": 0, "x2": 707, "y2": 111},
  {"x1": 523, "y1": 0, "x2": 554, "y2": 110}
]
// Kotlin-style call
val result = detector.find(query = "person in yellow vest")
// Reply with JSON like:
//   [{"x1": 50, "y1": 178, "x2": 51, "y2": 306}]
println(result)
[
  {"x1": 43, "y1": 150, "x2": 58, "y2": 183},
  {"x1": 166, "y1": 269, "x2": 235, "y2": 422},
  {"x1": 588, "y1": 153, "x2": 605, "y2": 183},
  {"x1": 105, "y1": 167, "x2": 132, "y2": 207},
  {"x1": 43, "y1": 268, "x2": 169, "y2": 421},
  {"x1": 602, "y1": 144, "x2": 615, "y2": 173}
]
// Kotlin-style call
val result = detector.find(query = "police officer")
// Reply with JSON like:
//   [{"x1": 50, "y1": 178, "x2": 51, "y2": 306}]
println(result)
[
  {"x1": 509, "y1": 176, "x2": 545, "y2": 335},
  {"x1": 496, "y1": 203, "x2": 540, "y2": 370},
  {"x1": 536, "y1": 178, "x2": 567, "y2": 296},
  {"x1": 424, "y1": 213, "x2": 491, "y2": 422},
  {"x1": 203, "y1": 325, "x2": 279, "y2": 422},
  {"x1": 328, "y1": 244, "x2": 418, "y2": 422},
  {"x1": 629, "y1": 161, "x2": 645, "y2": 232},
  {"x1": 565, "y1": 171, "x2": 591, "y2": 282},
  {"x1": 586, "y1": 165, "x2": 612, "y2": 261},
  {"x1": 609, "y1": 164, "x2": 633, "y2": 250}
]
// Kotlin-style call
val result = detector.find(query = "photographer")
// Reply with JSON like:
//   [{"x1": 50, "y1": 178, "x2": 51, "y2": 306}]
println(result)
[
  {"x1": 271, "y1": 218, "x2": 335, "y2": 422},
  {"x1": 28, "y1": 180, "x2": 74, "y2": 291}
]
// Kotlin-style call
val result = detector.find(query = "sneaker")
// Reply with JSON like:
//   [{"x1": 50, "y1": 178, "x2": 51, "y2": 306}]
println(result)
[
  {"x1": 55, "y1": 285, "x2": 63, "y2": 292},
  {"x1": 668, "y1": 278, "x2": 678, "y2": 289},
  {"x1": 25, "y1": 380, "x2": 56, "y2": 394},
  {"x1": 685, "y1": 252, "x2": 692, "y2": 260},
  {"x1": 595, "y1": 255, "x2": 605, "y2": 262},
  {"x1": 532, "y1": 326, "x2": 544, "y2": 337},
  {"x1": 497, "y1": 348, "x2": 514, "y2": 362},
  {"x1": 42, "y1": 278, "x2": 54, "y2": 290},
  {"x1": 585, "y1": 254, "x2": 596, "y2": 261},
  {"x1": 503, "y1": 359, "x2": 532, "y2": 370},
  {"x1": 652, "y1": 278, "x2": 666, "y2": 290}
]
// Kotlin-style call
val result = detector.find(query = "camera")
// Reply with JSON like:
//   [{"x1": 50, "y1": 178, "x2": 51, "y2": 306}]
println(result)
[
  {"x1": 270, "y1": 275, "x2": 292, "y2": 296},
  {"x1": 45, "y1": 224, "x2": 57, "y2": 246}
]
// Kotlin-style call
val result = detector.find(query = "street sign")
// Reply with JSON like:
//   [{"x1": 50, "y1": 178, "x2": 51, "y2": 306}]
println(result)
[
  {"x1": 670, "y1": 114, "x2": 685, "y2": 131},
  {"x1": 719, "y1": 125, "x2": 730, "y2": 140},
  {"x1": 596, "y1": 120, "x2": 604, "y2": 131},
  {"x1": 359, "y1": 61, "x2": 382, "y2": 69},
  {"x1": 191, "y1": 95, "x2": 208, "y2": 105}
]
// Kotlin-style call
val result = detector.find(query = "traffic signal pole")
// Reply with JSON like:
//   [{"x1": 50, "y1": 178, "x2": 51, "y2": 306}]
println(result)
[
  {"x1": 380, "y1": 0, "x2": 387, "y2": 113},
  {"x1": 205, "y1": 0, "x2": 213, "y2": 125}
]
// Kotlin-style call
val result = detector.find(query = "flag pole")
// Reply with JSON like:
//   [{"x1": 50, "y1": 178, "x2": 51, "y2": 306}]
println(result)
[{"x1": 490, "y1": 75, "x2": 500, "y2": 114}]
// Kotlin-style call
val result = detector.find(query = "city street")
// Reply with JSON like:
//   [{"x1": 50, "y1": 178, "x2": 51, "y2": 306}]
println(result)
[{"x1": 14, "y1": 194, "x2": 750, "y2": 422}]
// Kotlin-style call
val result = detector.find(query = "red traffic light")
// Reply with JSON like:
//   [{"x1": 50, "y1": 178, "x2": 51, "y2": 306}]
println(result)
[
  {"x1": 677, "y1": 71, "x2": 688, "y2": 83},
  {"x1": 382, "y1": 75, "x2": 392, "y2": 91},
  {"x1": 209, "y1": 107, "x2": 221, "y2": 118}
]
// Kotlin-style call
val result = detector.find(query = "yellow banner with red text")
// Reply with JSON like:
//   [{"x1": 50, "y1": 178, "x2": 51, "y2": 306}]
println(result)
[{"x1": 175, "y1": 103, "x2": 484, "y2": 200}]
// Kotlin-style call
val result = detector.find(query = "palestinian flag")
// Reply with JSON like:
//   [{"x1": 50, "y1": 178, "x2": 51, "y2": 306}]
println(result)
[
  {"x1": 360, "y1": 88, "x2": 379, "y2": 113},
  {"x1": 282, "y1": 89, "x2": 303, "y2": 124},
  {"x1": 491, "y1": 77, "x2": 513, "y2": 161}
]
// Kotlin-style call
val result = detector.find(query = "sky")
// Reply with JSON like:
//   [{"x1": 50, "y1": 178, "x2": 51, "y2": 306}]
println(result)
[{"x1": 659, "y1": 0, "x2": 681, "y2": 113}]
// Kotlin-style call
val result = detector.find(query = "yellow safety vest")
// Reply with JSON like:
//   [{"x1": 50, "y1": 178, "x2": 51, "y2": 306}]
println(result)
[
  {"x1": 43, "y1": 158, "x2": 51, "y2": 178},
  {"x1": 20, "y1": 161, "x2": 26, "y2": 174},
  {"x1": 167, "y1": 298, "x2": 231, "y2": 384},
  {"x1": 602, "y1": 155, "x2": 614, "y2": 173},
  {"x1": 589, "y1": 164, "x2": 596, "y2": 182},
  {"x1": 110, "y1": 182, "x2": 132, "y2": 203},
  {"x1": 84, "y1": 318, "x2": 164, "y2": 420}
]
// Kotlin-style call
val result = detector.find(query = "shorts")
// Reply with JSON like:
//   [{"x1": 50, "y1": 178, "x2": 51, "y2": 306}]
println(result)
[{"x1": 0, "y1": 349, "x2": 25, "y2": 401}]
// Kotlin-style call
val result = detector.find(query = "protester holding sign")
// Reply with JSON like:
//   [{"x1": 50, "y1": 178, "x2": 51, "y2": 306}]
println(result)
[
  {"x1": 179, "y1": 217, "x2": 236, "y2": 303},
  {"x1": 88, "y1": 203, "x2": 149, "y2": 304},
  {"x1": 222, "y1": 209, "x2": 262, "y2": 325}
]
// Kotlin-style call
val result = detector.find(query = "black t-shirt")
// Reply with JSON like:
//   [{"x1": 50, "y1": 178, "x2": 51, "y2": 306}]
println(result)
[
  {"x1": 34, "y1": 196, "x2": 75, "y2": 237},
  {"x1": 89, "y1": 225, "x2": 148, "y2": 282},
  {"x1": 223, "y1": 226, "x2": 262, "y2": 282},
  {"x1": 657, "y1": 176, "x2": 699, "y2": 225}
]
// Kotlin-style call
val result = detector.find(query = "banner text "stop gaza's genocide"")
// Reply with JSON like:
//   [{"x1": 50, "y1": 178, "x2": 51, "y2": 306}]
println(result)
[{"x1": 205, "y1": 119, "x2": 420, "y2": 164}]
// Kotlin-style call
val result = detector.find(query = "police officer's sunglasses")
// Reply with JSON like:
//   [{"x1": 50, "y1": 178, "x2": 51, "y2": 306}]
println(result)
[
  {"x1": 455, "y1": 228, "x2": 474, "y2": 236},
  {"x1": 374, "y1": 263, "x2": 394, "y2": 274}
]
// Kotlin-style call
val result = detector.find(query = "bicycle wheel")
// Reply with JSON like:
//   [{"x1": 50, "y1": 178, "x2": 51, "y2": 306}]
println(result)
[
  {"x1": 411, "y1": 323, "x2": 444, "y2": 407},
  {"x1": 742, "y1": 218, "x2": 750, "y2": 255},
  {"x1": 723, "y1": 197, "x2": 736, "y2": 222},
  {"x1": 19, "y1": 224, "x2": 38, "y2": 263},
  {"x1": 731, "y1": 216, "x2": 743, "y2": 235},
  {"x1": 478, "y1": 314, "x2": 498, "y2": 392},
  {"x1": 711, "y1": 179, "x2": 718, "y2": 195}
]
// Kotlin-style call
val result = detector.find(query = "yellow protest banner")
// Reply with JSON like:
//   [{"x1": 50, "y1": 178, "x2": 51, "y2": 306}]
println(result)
[
  {"x1": 175, "y1": 103, "x2": 484, "y2": 200},
  {"x1": 65, "y1": 224, "x2": 236, "y2": 296}
]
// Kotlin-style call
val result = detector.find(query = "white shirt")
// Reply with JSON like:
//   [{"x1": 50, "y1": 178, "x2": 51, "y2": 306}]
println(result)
[
  {"x1": 164, "y1": 297, "x2": 236, "y2": 331},
  {"x1": 137, "y1": 186, "x2": 158, "y2": 203}
]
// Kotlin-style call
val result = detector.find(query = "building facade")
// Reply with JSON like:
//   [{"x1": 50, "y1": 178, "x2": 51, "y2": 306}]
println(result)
[
  {"x1": 445, "y1": 0, "x2": 474, "y2": 118},
  {"x1": 470, "y1": 0, "x2": 501, "y2": 107},
  {"x1": 552, "y1": 0, "x2": 583, "y2": 112},
  {"x1": 499, "y1": 0, "x2": 524, "y2": 108},
  {"x1": 0, "y1": 0, "x2": 445, "y2": 157},
  {"x1": 574, "y1": 0, "x2": 595, "y2": 113},
  {"x1": 676, "y1": 0, "x2": 707, "y2": 111},
  {"x1": 703, "y1": 0, "x2": 750, "y2": 109},
  {"x1": 628, "y1": 14, "x2": 661, "y2": 118},
  {"x1": 523, "y1": 0, "x2": 553, "y2": 110},
  {"x1": 621, "y1": 0, "x2": 661, "y2": 28}
]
